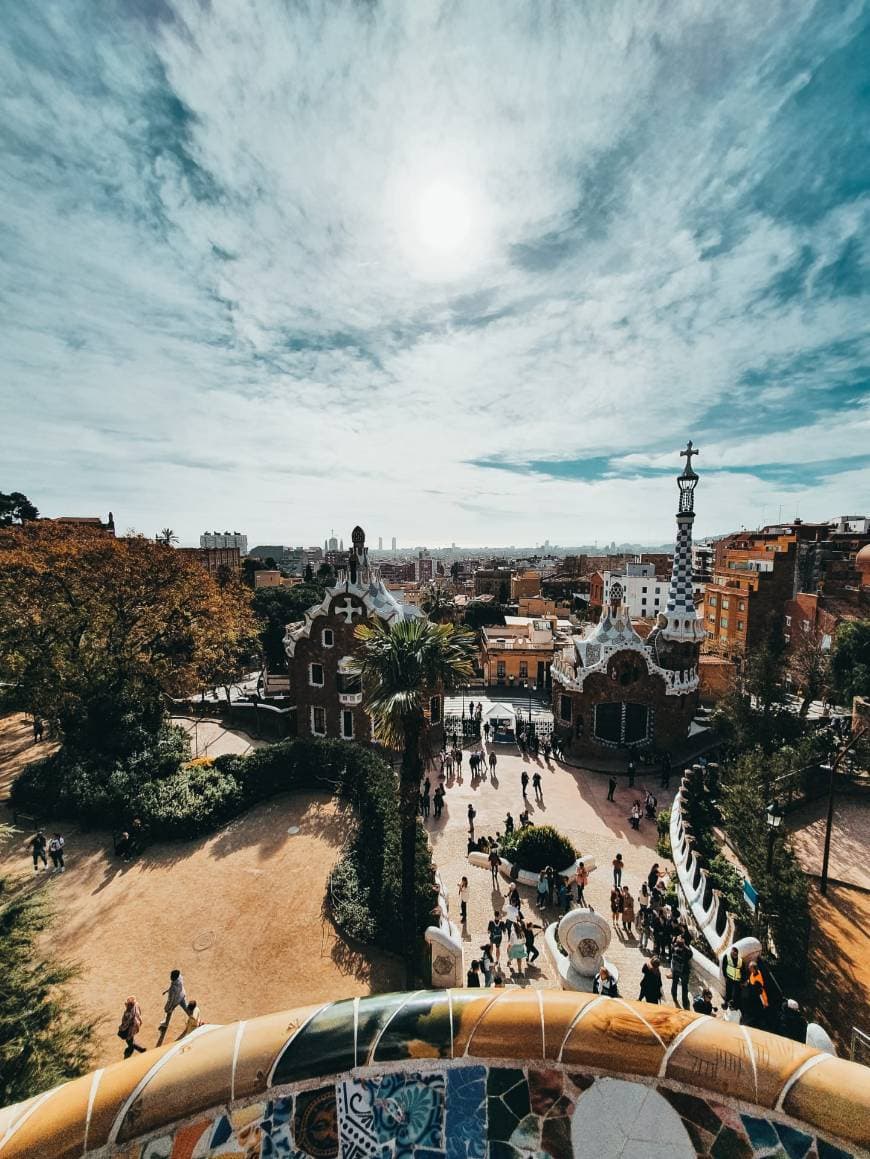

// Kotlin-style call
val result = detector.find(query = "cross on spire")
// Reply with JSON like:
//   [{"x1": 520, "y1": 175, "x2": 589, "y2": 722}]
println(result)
[{"x1": 680, "y1": 440, "x2": 699, "y2": 472}]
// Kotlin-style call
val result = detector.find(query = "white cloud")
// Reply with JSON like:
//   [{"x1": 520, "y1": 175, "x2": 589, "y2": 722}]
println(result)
[{"x1": 1, "y1": 0, "x2": 868, "y2": 545}]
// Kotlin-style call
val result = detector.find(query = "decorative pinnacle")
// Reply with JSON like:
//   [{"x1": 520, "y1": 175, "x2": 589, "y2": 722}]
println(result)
[{"x1": 680, "y1": 440, "x2": 699, "y2": 475}]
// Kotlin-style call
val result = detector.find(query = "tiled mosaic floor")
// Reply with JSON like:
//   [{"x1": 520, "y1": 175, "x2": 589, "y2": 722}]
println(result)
[{"x1": 127, "y1": 1064, "x2": 858, "y2": 1159}]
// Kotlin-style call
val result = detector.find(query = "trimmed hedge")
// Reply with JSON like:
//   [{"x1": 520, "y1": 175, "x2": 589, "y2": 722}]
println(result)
[
  {"x1": 12, "y1": 734, "x2": 435, "y2": 951},
  {"x1": 498, "y1": 825, "x2": 576, "y2": 872}
]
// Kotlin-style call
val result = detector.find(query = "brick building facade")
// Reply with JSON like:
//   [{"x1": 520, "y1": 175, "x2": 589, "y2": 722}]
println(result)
[{"x1": 284, "y1": 527, "x2": 433, "y2": 745}]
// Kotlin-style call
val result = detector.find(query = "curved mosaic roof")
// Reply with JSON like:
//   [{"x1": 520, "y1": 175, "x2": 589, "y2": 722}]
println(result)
[{"x1": 0, "y1": 991, "x2": 867, "y2": 1158}]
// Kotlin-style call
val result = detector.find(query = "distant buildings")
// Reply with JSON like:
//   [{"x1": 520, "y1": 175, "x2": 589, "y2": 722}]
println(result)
[
  {"x1": 248, "y1": 545, "x2": 287, "y2": 562},
  {"x1": 177, "y1": 546, "x2": 241, "y2": 580},
  {"x1": 391, "y1": 536, "x2": 397, "y2": 552},
  {"x1": 414, "y1": 550, "x2": 434, "y2": 584},
  {"x1": 480, "y1": 619, "x2": 556, "y2": 688},
  {"x1": 200, "y1": 530, "x2": 247, "y2": 554},
  {"x1": 48, "y1": 512, "x2": 115, "y2": 535},
  {"x1": 702, "y1": 517, "x2": 870, "y2": 659}
]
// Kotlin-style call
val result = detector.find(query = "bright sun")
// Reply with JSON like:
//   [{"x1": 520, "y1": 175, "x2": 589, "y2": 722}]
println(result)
[
  {"x1": 414, "y1": 179, "x2": 474, "y2": 257},
  {"x1": 393, "y1": 167, "x2": 487, "y2": 278}
]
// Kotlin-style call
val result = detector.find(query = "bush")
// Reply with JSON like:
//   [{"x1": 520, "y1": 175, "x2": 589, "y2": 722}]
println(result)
[{"x1": 498, "y1": 825, "x2": 576, "y2": 872}]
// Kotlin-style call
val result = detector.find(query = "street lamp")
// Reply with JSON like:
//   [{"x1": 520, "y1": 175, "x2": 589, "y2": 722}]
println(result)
[{"x1": 765, "y1": 800, "x2": 783, "y2": 873}]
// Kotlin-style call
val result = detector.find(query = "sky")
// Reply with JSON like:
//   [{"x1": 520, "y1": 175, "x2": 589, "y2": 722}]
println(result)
[{"x1": 2, "y1": 1, "x2": 869, "y2": 548}]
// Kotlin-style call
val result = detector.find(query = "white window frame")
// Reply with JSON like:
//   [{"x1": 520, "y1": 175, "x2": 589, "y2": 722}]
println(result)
[
  {"x1": 311, "y1": 705, "x2": 327, "y2": 735},
  {"x1": 322, "y1": 628, "x2": 334, "y2": 648},
  {"x1": 309, "y1": 662, "x2": 324, "y2": 687}
]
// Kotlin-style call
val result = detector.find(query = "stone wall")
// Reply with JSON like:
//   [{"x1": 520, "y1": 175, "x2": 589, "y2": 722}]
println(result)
[{"x1": 2, "y1": 991, "x2": 868, "y2": 1159}]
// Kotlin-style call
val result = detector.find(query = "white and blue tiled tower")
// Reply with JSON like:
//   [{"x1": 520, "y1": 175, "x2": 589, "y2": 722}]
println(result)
[{"x1": 659, "y1": 441, "x2": 707, "y2": 643}]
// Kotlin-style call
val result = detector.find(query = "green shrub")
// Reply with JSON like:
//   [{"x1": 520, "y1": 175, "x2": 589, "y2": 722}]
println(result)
[
  {"x1": 656, "y1": 807, "x2": 671, "y2": 837},
  {"x1": 329, "y1": 853, "x2": 377, "y2": 942},
  {"x1": 657, "y1": 832, "x2": 673, "y2": 860},
  {"x1": 498, "y1": 825, "x2": 576, "y2": 872}
]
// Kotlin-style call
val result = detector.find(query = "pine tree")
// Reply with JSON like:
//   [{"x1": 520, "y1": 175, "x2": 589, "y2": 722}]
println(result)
[{"x1": 0, "y1": 876, "x2": 94, "y2": 1105}]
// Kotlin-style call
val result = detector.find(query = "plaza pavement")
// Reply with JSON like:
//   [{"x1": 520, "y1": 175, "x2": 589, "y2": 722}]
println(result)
[{"x1": 426, "y1": 737, "x2": 682, "y2": 1002}]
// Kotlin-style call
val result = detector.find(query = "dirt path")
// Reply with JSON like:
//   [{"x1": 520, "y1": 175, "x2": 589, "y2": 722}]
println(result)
[
  {"x1": 0, "y1": 712, "x2": 58, "y2": 801},
  {"x1": 0, "y1": 793, "x2": 403, "y2": 1066}
]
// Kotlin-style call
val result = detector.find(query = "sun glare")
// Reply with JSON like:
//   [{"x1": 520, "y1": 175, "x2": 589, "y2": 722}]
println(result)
[
  {"x1": 415, "y1": 179, "x2": 474, "y2": 257},
  {"x1": 393, "y1": 166, "x2": 488, "y2": 278}
]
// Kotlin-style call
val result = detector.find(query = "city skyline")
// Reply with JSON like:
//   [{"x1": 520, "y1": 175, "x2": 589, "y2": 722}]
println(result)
[{"x1": 2, "y1": 2, "x2": 869, "y2": 544}]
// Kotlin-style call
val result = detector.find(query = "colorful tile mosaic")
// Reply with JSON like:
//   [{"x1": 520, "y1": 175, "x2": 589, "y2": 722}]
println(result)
[{"x1": 3, "y1": 994, "x2": 867, "y2": 1159}]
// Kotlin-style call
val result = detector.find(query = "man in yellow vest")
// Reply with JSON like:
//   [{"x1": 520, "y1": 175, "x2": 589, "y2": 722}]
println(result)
[{"x1": 722, "y1": 946, "x2": 743, "y2": 1009}]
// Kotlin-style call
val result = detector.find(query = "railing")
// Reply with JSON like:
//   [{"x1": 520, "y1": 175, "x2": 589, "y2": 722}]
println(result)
[
  {"x1": 338, "y1": 692, "x2": 363, "y2": 706},
  {"x1": 851, "y1": 1026, "x2": 870, "y2": 1065}
]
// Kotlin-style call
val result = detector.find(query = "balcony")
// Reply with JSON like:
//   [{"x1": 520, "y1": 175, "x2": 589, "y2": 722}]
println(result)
[{"x1": 338, "y1": 692, "x2": 363, "y2": 706}]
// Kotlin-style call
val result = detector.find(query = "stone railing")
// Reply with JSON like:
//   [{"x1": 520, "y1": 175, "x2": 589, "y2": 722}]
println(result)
[
  {"x1": 2, "y1": 991, "x2": 867, "y2": 1159},
  {"x1": 670, "y1": 767, "x2": 736, "y2": 961}
]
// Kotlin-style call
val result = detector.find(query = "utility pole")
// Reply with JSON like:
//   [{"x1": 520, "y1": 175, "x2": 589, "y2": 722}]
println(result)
[{"x1": 820, "y1": 725, "x2": 866, "y2": 896}]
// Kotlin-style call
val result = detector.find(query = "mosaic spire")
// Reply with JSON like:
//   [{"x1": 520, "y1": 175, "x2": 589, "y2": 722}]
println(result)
[{"x1": 659, "y1": 441, "x2": 706, "y2": 642}]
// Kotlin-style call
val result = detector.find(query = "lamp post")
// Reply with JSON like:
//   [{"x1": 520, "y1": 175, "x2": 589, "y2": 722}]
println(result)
[{"x1": 765, "y1": 799, "x2": 783, "y2": 874}]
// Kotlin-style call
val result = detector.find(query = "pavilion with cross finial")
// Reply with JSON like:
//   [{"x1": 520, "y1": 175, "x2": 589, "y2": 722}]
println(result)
[
  {"x1": 550, "y1": 443, "x2": 704, "y2": 760},
  {"x1": 283, "y1": 526, "x2": 426, "y2": 744}
]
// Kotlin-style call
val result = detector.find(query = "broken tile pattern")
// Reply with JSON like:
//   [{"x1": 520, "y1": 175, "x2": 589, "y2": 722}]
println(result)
[{"x1": 34, "y1": 1063, "x2": 865, "y2": 1159}]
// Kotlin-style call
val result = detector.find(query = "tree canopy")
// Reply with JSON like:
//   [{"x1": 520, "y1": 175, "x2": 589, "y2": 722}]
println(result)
[
  {"x1": 0, "y1": 491, "x2": 39, "y2": 526},
  {"x1": 0, "y1": 524, "x2": 257, "y2": 760},
  {"x1": 251, "y1": 581, "x2": 326, "y2": 671},
  {"x1": 829, "y1": 619, "x2": 870, "y2": 708}
]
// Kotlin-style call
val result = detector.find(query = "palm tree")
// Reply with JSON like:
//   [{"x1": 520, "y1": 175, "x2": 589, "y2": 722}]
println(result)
[
  {"x1": 420, "y1": 583, "x2": 455, "y2": 623},
  {"x1": 158, "y1": 528, "x2": 178, "y2": 546},
  {"x1": 353, "y1": 617, "x2": 476, "y2": 977}
]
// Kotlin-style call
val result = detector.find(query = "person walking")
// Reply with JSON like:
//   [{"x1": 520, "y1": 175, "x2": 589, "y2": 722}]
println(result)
[
  {"x1": 468, "y1": 700, "x2": 475, "y2": 720},
  {"x1": 639, "y1": 958, "x2": 664, "y2": 1004},
  {"x1": 467, "y1": 803, "x2": 476, "y2": 836},
  {"x1": 422, "y1": 787, "x2": 431, "y2": 819},
  {"x1": 433, "y1": 785, "x2": 444, "y2": 819},
  {"x1": 629, "y1": 802, "x2": 641, "y2": 830},
  {"x1": 722, "y1": 946, "x2": 744, "y2": 1010},
  {"x1": 606, "y1": 776, "x2": 617, "y2": 802},
  {"x1": 455, "y1": 748, "x2": 464, "y2": 775},
  {"x1": 118, "y1": 996, "x2": 146, "y2": 1058},
  {"x1": 489, "y1": 750, "x2": 497, "y2": 774},
  {"x1": 520, "y1": 770, "x2": 529, "y2": 798},
  {"x1": 647, "y1": 863, "x2": 660, "y2": 892},
  {"x1": 479, "y1": 944, "x2": 494, "y2": 986},
  {"x1": 181, "y1": 999, "x2": 203, "y2": 1038},
  {"x1": 612, "y1": 852, "x2": 624, "y2": 887},
  {"x1": 29, "y1": 830, "x2": 48, "y2": 871},
  {"x1": 457, "y1": 876, "x2": 469, "y2": 923},
  {"x1": 741, "y1": 962, "x2": 769, "y2": 1029},
  {"x1": 488, "y1": 847, "x2": 502, "y2": 888},
  {"x1": 531, "y1": 771, "x2": 542, "y2": 801},
  {"x1": 159, "y1": 969, "x2": 187, "y2": 1033},
  {"x1": 508, "y1": 922, "x2": 528, "y2": 977},
  {"x1": 48, "y1": 832, "x2": 65, "y2": 873},
  {"x1": 504, "y1": 811, "x2": 514, "y2": 835},
  {"x1": 670, "y1": 936, "x2": 693, "y2": 1009},
  {"x1": 483, "y1": 721, "x2": 491, "y2": 742},
  {"x1": 32, "y1": 718, "x2": 44, "y2": 743},
  {"x1": 536, "y1": 870, "x2": 549, "y2": 910},
  {"x1": 558, "y1": 877, "x2": 571, "y2": 914},
  {"x1": 574, "y1": 861, "x2": 589, "y2": 906},
  {"x1": 610, "y1": 886, "x2": 623, "y2": 928},
  {"x1": 524, "y1": 920, "x2": 541, "y2": 964},
  {"x1": 627, "y1": 759, "x2": 636, "y2": 788},
  {"x1": 546, "y1": 864, "x2": 556, "y2": 907},
  {"x1": 621, "y1": 886, "x2": 635, "y2": 935},
  {"x1": 466, "y1": 960, "x2": 482, "y2": 987},
  {"x1": 487, "y1": 913, "x2": 505, "y2": 962}
]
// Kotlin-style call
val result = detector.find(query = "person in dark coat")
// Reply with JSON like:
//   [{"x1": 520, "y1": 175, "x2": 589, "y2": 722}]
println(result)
[
  {"x1": 638, "y1": 958, "x2": 663, "y2": 1004},
  {"x1": 593, "y1": 966, "x2": 619, "y2": 997},
  {"x1": 778, "y1": 999, "x2": 808, "y2": 1043},
  {"x1": 670, "y1": 936, "x2": 694, "y2": 1009}
]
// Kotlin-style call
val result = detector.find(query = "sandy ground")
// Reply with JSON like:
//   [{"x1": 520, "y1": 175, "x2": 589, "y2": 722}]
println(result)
[
  {"x1": 0, "y1": 792, "x2": 403, "y2": 1067},
  {"x1": 169, "y1": 715, "x2": 267, "y2": 758},
  {"x1": 0, "y1": 712, "x2": 58, "y2": 801},
  {"x1": 427, "y1": 743, "x2": 677, "y2": 1000},
  {"x1": 787, "y1": 792, "x2": 870, "y2": 891},
  {"x1": 805, "y1": 882, "x2": 870, "y2": 1053}
]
